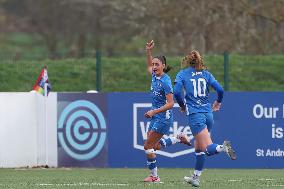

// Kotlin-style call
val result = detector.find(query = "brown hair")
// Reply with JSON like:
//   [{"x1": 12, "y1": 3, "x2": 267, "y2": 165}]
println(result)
[
  {"x1": 181, "y1": 50, "x2": 207, "y2": 71},
  {"x1": 154, "y1": 55, "x2": 172, "y2": 73}
]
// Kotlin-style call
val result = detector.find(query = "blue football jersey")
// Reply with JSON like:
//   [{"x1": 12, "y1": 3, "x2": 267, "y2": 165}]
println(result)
[
  {"x1": 150, "y1": 73, "x2": 173, "y2": 120},
  {"x1": 174, "y1": 67, "x2": 220, "y2": 114}
]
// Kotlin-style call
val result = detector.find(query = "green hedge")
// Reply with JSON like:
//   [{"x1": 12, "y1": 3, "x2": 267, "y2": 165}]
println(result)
[{"x1": 0, "y1": 55, "x2": 283, "y2": 92}]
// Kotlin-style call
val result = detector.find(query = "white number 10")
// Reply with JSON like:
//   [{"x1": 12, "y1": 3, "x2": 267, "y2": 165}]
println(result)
[{"x1": 190, "y1": 78, "x2": 206, "y2": 97}]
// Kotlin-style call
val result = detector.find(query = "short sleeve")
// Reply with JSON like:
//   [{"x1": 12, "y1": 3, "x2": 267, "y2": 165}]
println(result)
[{"x1": 162, "y1": 80, "x2": 173, "y2": 95}]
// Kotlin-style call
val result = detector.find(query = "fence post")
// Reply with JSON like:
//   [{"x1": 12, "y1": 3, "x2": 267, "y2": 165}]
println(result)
[
  {"x1": 96, "y1": 50, "x2": 102, "y2": 92},
  {"x1": 224, "y1": 51, "x2": 229, "y2": 91}
]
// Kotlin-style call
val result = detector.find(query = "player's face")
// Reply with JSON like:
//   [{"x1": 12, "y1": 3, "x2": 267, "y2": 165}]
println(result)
[{"x1": 152, "y1": 58, "x2": 165, "y2": 76}]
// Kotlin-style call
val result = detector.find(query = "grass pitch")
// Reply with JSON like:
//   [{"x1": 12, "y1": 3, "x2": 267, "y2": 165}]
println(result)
[{"x1": 0, "y1": 168, "x2": 283, "y2": 189}]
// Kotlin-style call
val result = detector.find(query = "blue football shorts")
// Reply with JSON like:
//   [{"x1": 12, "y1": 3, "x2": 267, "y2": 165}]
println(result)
[
  {"x1": 187, "y1": 112, "x2": 214, "y2": 135},
  {"x1": 148, "y1": 117, "x2": 173, "y2": 135}
]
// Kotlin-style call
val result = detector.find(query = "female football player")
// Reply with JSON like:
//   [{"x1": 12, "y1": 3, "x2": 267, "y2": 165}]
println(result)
[
  {"x1": 174, "y1": 50, "x2": 236, "y2": 187},
  {"x1": 143, "y1": 40, "x2": 190, "y2": 182}
]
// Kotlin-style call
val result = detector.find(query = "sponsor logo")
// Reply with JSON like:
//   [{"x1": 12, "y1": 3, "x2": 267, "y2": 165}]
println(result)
[
  {"x1": 58, "y1": 100, "x2": 106, "y2": 161},
  {"x1": 133, "y1": 103, "x2": 195, "y2": 158},
  {"x1": 192, "y1": 72, "x2": 202, "y2": 77}
]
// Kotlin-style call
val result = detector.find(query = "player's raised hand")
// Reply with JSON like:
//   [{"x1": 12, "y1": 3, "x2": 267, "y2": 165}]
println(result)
[
  {"x1": 146, "y1": 40, "x2": 154, "y2": 50},
  {"x1": 212, "y1": 101, "x2": 221, "y2": 112}
]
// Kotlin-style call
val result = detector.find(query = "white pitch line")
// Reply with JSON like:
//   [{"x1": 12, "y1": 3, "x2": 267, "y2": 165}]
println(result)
[
  {"x1": 228, "y1": 178, "x2": 277, "y2": 182},
  {"x1": 258, "y1": 178, "x2": 276, "y2": 181},
  {"x1": 152, "y1": 182, "x2": 164, "y2": 184},
  {"x1": 36, "y1": 182, "x2": 129, "y2": 186},
  {"x1": 228, "y1": 179, "x2": 242, "y2": 182}
]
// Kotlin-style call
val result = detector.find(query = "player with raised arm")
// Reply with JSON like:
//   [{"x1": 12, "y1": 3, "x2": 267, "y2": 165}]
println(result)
[
  {"x1": 174, "y1": 50, "x2": 236, "y2": 187},
  {"x1": 143, "y1": 40, "x2": 191, "y2": 182}
]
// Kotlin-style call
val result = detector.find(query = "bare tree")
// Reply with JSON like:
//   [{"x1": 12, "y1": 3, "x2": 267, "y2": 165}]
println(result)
[{"x1": 1, "y1": 0, "x2": 284, "y2": 56}]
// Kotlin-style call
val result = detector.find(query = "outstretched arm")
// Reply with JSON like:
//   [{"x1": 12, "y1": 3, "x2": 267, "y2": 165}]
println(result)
[
  {"x1": 145, "y1": 40, "x2": 154, "y2": 74},
  {"x1": 211, "y1": 81, "x2": 224, "y2": 111}
]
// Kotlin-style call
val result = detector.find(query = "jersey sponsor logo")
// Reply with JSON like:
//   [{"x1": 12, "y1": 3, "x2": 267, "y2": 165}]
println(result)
[
  {"x1": 133, "y1": 103, "x2": 195, "y2": 158},
  {"x1": 152, "y1": 82, "x2": 163, "y2": 97},
  {"x1": 152, "y1": 91, "x2": 162, "y2": 97},
  {"x1": 192, "y1": 71, "x2": 202, "y2": 77}
]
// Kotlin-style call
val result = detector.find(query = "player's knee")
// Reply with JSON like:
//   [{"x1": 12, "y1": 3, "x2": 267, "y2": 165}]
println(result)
[
  {"x1": 145, "y1": 148, "x2": 155, "y2": 155},
  {"x1": 154, "y1": 143, "x2": 162, "y2": 150},
  {"x1": 144, "y1": 142, "x2": 154, "y2": 150},
  {"x1": 144, "y1": 143, "x2": 149, "y2": 150},
  {"x1": 194, "y1": 141, "x2": 207, "y2": 152}
]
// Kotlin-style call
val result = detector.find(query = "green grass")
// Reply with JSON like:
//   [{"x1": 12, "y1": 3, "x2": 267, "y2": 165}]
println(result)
[
  {"x1": 0, "y1": 58, "x2": 97, "y2": 92},
  {"x1": 0, "y1": 168, "x2": 283, "y2": 189},
  {"x1": 0, "y1": 55, "x2": 283, "y2": 92},
  {"x1": 0, "y1": 33, "x2": 283, "y2": 92}
]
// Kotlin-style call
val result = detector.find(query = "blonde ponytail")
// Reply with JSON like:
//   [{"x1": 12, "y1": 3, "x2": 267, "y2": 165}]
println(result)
[{"x1": 181, "y1": 50, "x2": 207, "y2": 71}]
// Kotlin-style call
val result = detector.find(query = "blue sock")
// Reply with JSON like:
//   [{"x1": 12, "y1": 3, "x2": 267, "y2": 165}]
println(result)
[
  {"x1": 205, "y1": 143, "x2": 219, "y2": 156},
  {"x1": 195, "y1": 150, "x2": 205, "y2": 172},
  {"x1": 147, "y1": 157, "x2": 157, "y2": 170},
  {"x1": 159, "y1": 138, "x2": 173, "y2": 148}
]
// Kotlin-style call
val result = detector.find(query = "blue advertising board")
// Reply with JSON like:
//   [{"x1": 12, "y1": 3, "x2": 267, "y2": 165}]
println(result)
[
  {"x1": 56, "y1": 92, "x2": 284, "y2": 168},
  {"x1": 108, "y1": 92, "x2": 284, "y2": 168}
]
